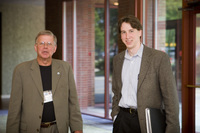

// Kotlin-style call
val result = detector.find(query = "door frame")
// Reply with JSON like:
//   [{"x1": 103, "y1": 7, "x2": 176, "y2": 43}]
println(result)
[{"x1": 182, "y1": 1, "x2": 200, "y2": 132}]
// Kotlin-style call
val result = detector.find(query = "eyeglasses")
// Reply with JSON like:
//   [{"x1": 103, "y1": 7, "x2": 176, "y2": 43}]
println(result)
[{"x1": 36, "y1": 42, "x2": 54, "y2": 47}]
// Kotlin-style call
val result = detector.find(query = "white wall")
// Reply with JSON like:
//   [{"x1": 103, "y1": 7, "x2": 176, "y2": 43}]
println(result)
[{"x1": 0, "y1": 1, "x2": 45, "y2": 96}]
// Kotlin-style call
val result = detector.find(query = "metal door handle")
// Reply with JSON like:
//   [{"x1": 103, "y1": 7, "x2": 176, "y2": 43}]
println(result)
[{"x1": 187, "y1": 85, "x2": 200, "y2": 88}]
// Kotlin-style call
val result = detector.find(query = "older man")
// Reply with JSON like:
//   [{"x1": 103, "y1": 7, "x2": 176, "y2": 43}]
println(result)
[{"x1": 6, "y1": 30, "x2": 83, "y2": 133}]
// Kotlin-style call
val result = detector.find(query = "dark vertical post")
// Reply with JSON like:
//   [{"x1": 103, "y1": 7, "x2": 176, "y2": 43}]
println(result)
[
  {"x1": 45, "y1": 0, "x2": 63, "y2": 60},
  {"x1": 0, "y1": 13, "x2": 2, "y2": 107},
  {"x1": 181, "y1": 1, "x2": 196, "y2": 132}
]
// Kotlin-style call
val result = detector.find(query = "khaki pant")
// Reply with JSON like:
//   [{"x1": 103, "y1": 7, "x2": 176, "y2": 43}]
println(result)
[{"x1": 40, "y1": 124, "x2": 59, "y2": 133}]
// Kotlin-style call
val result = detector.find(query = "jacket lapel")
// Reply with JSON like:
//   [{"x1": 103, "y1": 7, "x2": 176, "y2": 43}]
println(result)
[
  {"x1": 52, "y1": 60, "x2": 62, "y2": 95},
  {"x1": 137, "y1": 45, "x2": 153, "y2": 90},
  {"x1": 31, "y1": 59, "x2": 44, "y2": 99}
]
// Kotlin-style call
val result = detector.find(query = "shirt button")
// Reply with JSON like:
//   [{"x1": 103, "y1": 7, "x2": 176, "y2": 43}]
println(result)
[
  {"x1": 42, "y1": 102, "x2": 44, "y2": 105},
  {"x1": 39, "y1": 116, "x2": 42, "y2": 119},
  {"x1": 37, "y1": 129, "x2": 39, "y2": 132}
]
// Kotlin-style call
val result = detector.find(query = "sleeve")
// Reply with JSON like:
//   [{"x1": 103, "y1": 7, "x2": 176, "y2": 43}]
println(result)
[
  {"x1": 111, "y1": 56, "x2": 120, "y2": 120},
  {"x1": 158, "y1": 53, "x2": 180, "y2": 133},
  {"x1": 6, "y1": 66, "x2": 22, "y2": 133},
  {"x1": 68, "y1": 65, "x2": 83, "y2": 132}
]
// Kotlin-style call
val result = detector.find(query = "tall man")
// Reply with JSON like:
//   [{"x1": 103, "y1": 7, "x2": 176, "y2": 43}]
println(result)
[
  {"x1": 111, "y1": 15, "x2": 180, "y2": 133},
  {"x1": 6, "y1": 30, "x2": 83, "y2": 133}
]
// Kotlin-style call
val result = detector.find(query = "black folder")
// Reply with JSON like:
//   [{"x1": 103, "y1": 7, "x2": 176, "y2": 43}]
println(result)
[{"x1": 145, "y1": 108, "x2": 166, "y2": 133}]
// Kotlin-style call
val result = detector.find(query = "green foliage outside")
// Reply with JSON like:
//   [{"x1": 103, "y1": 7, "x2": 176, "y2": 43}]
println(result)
[
  {"x1": 166, "y1": 0, "x2": 182, "y2": 21},
  {"x1": 165, "y1": 0, "x2": 182, "y2": 44},
  {"x1": 95, "y1": 8, "x2": 118, "y2": 76}
]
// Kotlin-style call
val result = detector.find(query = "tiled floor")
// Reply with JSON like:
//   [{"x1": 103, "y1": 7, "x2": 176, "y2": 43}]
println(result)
[
  {"x1": 0, "y1": 110, "x2": 8, "y2": 133},
  {"x1": 0, "y1": 98, "x2": 113, "y2": 133},
  {"x1": 0, "y1": 110, "x2": 113, "y2": 133},
  {"x1": 82, "y1": 114, "x2": 113, "y2": 133}
]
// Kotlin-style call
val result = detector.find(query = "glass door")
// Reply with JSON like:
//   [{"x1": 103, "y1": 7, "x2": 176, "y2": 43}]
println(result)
[
  {"x1": 186, "y1": 12, "x2": 200, "y2": 133},
  {"x1": 182, "y1": 1, "x2": 200, "y2": 131},
  {"x1": 195, "y1": 13, "x2": 200, "y2": 132}
]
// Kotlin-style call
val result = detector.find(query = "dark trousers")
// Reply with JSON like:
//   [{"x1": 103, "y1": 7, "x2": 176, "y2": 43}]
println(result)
[{"x1": 113, "y1": 109, "x2": 141, "y2": 133}]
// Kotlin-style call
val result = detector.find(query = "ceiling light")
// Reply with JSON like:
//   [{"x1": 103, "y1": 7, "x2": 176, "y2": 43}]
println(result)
[{"x1": 114, "y1": 2, "x2": 119, "y2": 6}]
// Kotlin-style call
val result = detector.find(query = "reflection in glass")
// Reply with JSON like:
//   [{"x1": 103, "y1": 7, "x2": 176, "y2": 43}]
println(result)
[
  {"x1": 145, "y1": 0, "x2": 182, "y2": 129},
  {"x1": 109, "y1": 6, "x2": 118, "y2": 119},
  {"x1": 94, "y1": 6, "x2": 105, "y2": 117},
  {"x1": 195, "y1": 13, "x2": 200, "y2": 132},
  {"x1": 81, "y1": 0, "x2": 118, "y2": 119}
]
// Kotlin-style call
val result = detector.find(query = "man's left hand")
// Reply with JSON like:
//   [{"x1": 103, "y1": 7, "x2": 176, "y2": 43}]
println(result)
[{"x1": 74, "y1": 130, "x2": 83, "y2": 133}]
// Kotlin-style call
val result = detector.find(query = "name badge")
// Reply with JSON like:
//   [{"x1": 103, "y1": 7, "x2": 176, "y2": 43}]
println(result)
[{"x1": 43, "y1": 90, "x2": 53, "y2": 103}]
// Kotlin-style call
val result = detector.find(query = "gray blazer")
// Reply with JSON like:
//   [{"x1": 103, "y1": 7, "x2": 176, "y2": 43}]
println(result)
[
  {"x1": 111, "y1": 45, "x2": 180, "y2": 133},
  {"x1": 6, "y1": 59, "x2": 83, "y2": 133}
]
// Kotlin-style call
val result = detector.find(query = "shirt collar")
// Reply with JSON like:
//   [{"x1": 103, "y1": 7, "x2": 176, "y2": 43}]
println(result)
[{"x1": 125, "y1": 43, "x2": 144, "y2": 59}]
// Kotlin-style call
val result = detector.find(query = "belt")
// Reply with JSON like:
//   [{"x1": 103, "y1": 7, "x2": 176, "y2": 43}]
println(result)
[
  {"x1": 41, "y1": 121, "x2": 56, "y2": 128},
  {"x1": 120, "y1": 107, "x2": 137, "y2": 114}
]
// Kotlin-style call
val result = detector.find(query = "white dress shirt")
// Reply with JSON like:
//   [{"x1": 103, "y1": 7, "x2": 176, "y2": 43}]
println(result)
[{"x1": 118, "y1": 44, "x2": 144, "y2": 109}]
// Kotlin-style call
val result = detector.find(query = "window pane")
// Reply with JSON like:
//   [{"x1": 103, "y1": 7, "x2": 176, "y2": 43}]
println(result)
[
  {"x1": 78, "y1": 0, "x2": 118, "y2": 119},
  {"x1": 109, "y1": 4, "x2": 118, "y2": 119},
  {"x1": 81, "y1": 0, "x2": 105, "y2": 117},
  {"x1": 195, "y1": 13, "x2": 200, "y2": 132},
  {"x1": 94, "y1": 6, "x2": 105, "y2": 117},
  {"x1": 145, "y1": 0, "x2": 182, "y2": 129},
  {"x1": 158, "y1": 0, "x2": 182, "y2": 129}
]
